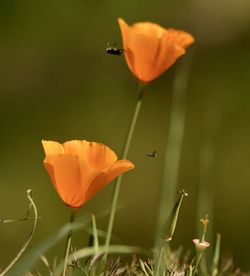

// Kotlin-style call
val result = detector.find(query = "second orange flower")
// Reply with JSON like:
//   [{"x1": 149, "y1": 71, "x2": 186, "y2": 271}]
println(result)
[
  {"x1": 42, "y1": 140, "x2": 135, "y2": 208},
  {"x1": 118, "y1": 18, "x2": 195, "y2": 83}
]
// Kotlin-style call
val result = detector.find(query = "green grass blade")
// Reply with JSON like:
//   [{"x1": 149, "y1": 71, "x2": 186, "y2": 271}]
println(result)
[
  {"x1": 8, "y1": 220, "x2": 88, "y2": 276},
  {"x1": 163, "y1": 190, "x2": 188, "y2": 242},
  {"x1": 139, "y1": 259, "x2": 150, "y2": 276},
  {"x1": 211, "y1": 233, "x2": 221, "y2": 275},
  {"x1": 155, "y1": 54, "x2": 193, "y2": 247}
]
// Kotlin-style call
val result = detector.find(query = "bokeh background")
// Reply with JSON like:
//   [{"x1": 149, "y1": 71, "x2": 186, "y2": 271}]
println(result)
[{"x1": 1, "y1": 0, "x2": 250, "y2": 272}]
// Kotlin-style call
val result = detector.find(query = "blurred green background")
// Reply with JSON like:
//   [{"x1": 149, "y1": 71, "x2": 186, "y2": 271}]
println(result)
[{"x1": 1, "y1": 0, "x2": 250, "y2": 272}]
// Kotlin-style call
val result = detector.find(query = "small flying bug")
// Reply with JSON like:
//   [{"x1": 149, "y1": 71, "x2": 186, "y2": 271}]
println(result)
[
  {"x1": 146, "y1": 150, "x2": 157, "y2": 157},
  {"x1": 106, "y1": 42, "x2": 123, "y2": 56}
]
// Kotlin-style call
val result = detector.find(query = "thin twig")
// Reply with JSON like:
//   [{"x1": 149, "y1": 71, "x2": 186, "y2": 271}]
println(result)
[{"x1": 0, "y1": 189, "x2": 38, "y2": 276}]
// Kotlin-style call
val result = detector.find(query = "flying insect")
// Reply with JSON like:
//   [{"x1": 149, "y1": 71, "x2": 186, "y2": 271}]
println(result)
[
  {"x1": 146, "y1": 150, "x2": 157, "y2": 157},
  {"x1": 106, "y1": 43, "x2": 123, "y2": 56}
]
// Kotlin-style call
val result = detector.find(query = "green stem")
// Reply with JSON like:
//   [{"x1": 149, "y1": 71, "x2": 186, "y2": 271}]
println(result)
[
  {"x1": 155, "y1": 246, "x2": 165, "y2": 276},
  {"x1": 91, "y1": 214, "x2": 99, "y2": 253},
  {"x1": 211, "y1": 233, "x2": 221, "y2": 276},
  {"x1": 197, "y1": 109, "x2": 220, "y2": 256},
  {"x1": 62, "y1": 209, "x2": 76, "y2": 276},
  {"x1": 193, "y1": 252, "x2": 203, "y2": 275},
  {"x1": 155, "y1": 57, "x2": 192, "y2": 246},
  {"x1": 105, "y1": 84, "x2": 145, "y2": 250},
  {"x1": 187, "y1": 265, "x2": 194, "y2": 276}
]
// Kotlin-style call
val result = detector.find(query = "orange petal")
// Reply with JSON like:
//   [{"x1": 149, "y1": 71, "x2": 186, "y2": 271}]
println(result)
[
  {"x1": 43, "y1": 154, "x2": 97, "y2": 208},
  {"x1": 152, "y1": 29, "x2": 195, "y2": 79},
  {"x1": 63, "y1": 140, "x2": 117, "y2": 170},
  {"x1": 84, "y1": 172, "x2": 108, "y2": 203},
  {"x1": 63, "y1": 140, "x2": 89, "y2": 158},
  {"x1": 117, "y1": 18, "x2": 130, "y2": 49},
  {"x1": 106, "y1": 160, "x2": 135, "y2": 183},
  {"x1": 152, "y1": 33, "x2": 185, "y2": 81},
  {"x1": 42, "y1": 140, "x2": 64, "y2": 156},
  {"x1": 118, "y1": 18, "x2": 166, "y2": 82},
  {"x1": 118, "y1": 18, "x2": 137, "y2": 79},
  {"x1": 132, "y1": 21, "x2": 166, "y2": 38},
  {"x1": 168, "y1": 29, "x2": 195, "y2": 49},
  {"x1": 84, "y1": 159, "x2": 135, "y2": 202}
]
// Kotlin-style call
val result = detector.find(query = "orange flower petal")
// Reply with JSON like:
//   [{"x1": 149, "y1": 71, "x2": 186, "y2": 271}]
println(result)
[
  {"x1": 63, "y1": 140, "x2": 118, "y2": 170},
  {"x1": 44, "y1": 154, "x2": 98, "y2": 208},
  {"x1": 152, "y1": 33, "x2": 185, "y2": 80},
  {"x1": 132, "y1": 21, "x2": 166, "y2": 37},
  {"x1": 118, "y1": 18, "x2": 195, "y2": 83},
  {"x1": 119, "y1": 18, "x2": 165, "y2": 82},
  {"x1": 168, "y1": 29, "x2": 195, "y2": 48},
  {"x1": 106, "y1": 160, "x2": 135, "y2": 183},
  {"x1": 42, "y1": 140, "x2": 64, "y2": 156},
  {"x1": 84, "y1": 159, "x2": 135, "y2": 202},
  {"x1": 152, "y1": 30, "x2": 194, "y2": 79}
]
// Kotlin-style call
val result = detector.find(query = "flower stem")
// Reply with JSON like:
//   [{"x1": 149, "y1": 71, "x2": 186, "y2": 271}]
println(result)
[
  {"x1": 63, "y1": 208, "x2": 76, "y2": 276},
  {"x1": 193, "y1": 252, "x2": 203, "y2": 274},
  {"x1": 105, "y1": 84, "x2": 145, "y2": 251}
]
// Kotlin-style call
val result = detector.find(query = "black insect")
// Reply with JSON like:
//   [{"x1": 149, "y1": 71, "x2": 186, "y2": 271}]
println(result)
[
  {"x1": 146, "y1": 150, "x2": 157, "y2": 157},
  {"x1": 106, "y1": 43, "x2": 123, "y2": 56}
]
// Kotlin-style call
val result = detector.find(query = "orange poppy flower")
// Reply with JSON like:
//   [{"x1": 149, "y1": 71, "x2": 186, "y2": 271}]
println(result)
[
  {"x1": 42, "y1": 140, "x2": 135, "y2": 208},
  {"x1": 118, "y1": 18, "x2": 195, "y2": 83}
]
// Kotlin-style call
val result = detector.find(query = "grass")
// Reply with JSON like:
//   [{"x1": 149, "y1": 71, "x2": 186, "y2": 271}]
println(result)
[{"x1": 1, "y1": 188, "x2": 248, "y2": 276}]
